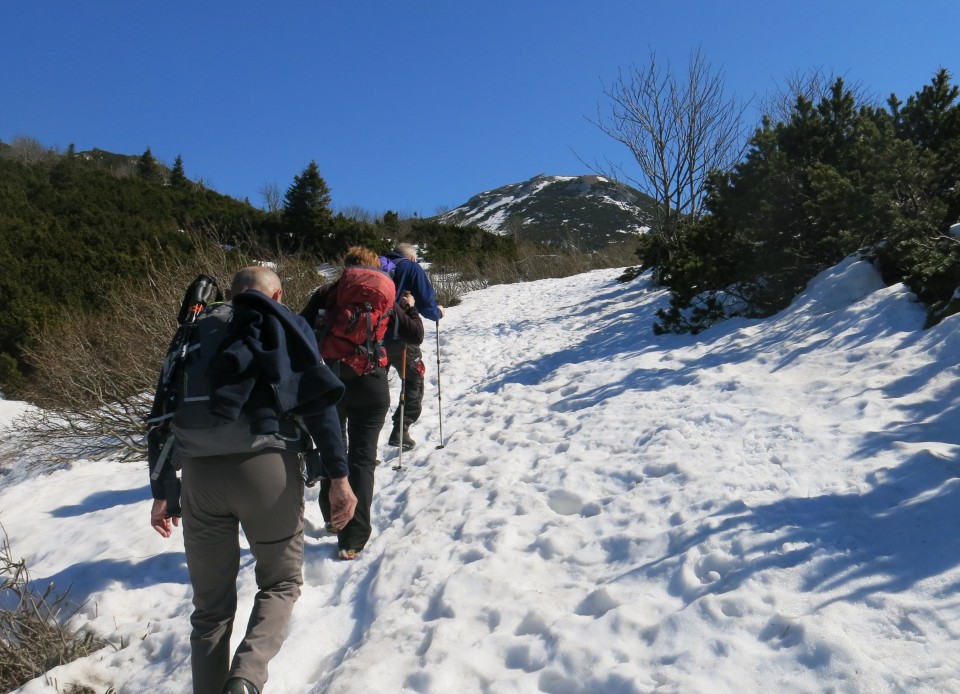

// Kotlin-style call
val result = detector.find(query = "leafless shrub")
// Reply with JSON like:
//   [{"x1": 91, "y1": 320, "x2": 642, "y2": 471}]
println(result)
[
  {"x1": 336, "y1": 205, "x2": 378, "y2": 224},
  {"x1": 1, "y1": 136, "x2": 59, "y2": 166},
  {"x1": 0, "y1": 528, "x2": 107, "y2": 692},
  {"x1": 426, "y1": 263, "x2": 488, "y2": 308},
  {"x1": 11, "y1": 232, "x2": 246, "y2": 463}
]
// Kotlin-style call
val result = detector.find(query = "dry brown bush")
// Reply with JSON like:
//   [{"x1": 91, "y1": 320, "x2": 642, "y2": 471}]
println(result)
[{"x1": 0, "y1": 528, "x2": 107, "y2": 692}]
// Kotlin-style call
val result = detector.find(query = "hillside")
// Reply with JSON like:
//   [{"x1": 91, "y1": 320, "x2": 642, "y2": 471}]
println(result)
[
  {"x1": 436, "y1": 173, "x2": 657, "y2": 248},
  {"x1": 0, "y1": 148, "x2": 270, "y2": 389}
]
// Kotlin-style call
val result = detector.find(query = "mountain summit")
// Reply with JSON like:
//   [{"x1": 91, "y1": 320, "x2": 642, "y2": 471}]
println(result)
[{"x1": 436, "y1": 173, "x2": 656, "y2": 248}]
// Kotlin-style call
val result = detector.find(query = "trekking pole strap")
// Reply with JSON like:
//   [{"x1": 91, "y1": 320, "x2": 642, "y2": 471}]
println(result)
[{"x1": 150, "y1": 434, "x2": 175, "y2": 481}]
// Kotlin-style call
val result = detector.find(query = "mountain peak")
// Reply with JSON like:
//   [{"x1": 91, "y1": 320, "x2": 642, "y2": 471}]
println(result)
[{"x1": 436, "y1": 173, "x2": 656, "y2": 248}]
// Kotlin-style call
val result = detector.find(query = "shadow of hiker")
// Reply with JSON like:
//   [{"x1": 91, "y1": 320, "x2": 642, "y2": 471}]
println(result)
[
  {"x1": 52, "y1": 485, "x2": 150, "y2": 518},
  {"x1": 626, "y1": 450, "x2": 960, "y2": 609}
]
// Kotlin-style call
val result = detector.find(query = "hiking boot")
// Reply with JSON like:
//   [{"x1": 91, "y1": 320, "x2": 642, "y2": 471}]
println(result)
[
  {"x1": 388, "y1": 424, "x2": 416, "y2": 451},
  {"x1": 222, "y1": 678, "x2": 259, "y2": 694},
  {"x1": 339, "y1": 548, "x2": 361, "y2": 561}
]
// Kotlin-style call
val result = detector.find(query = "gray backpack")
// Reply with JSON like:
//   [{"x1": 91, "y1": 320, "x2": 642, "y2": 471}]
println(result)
[{"x1": 167, "y1": 303, "x2": 309, "y2": 462}]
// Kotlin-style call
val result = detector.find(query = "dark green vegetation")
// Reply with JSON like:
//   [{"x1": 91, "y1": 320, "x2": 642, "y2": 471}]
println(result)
[
  {"x1": 0, "y1": 144, "x2": 267, "y2": 391},
  {"x1": 639, "y1": 69, "x2": 960, "y2": 333}
]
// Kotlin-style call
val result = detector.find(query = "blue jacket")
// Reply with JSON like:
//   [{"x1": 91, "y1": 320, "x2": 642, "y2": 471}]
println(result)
[{"x1": 384, "y1": 253, "x2": 443, "y2": 322}]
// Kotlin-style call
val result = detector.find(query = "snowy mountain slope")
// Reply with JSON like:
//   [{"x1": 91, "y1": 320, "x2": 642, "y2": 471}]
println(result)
[
  {"x1": 435, "y1": 173, "x2": 656, "y2": 248},
  {"x1": 1, "y1": 258, "x2": 960, "y2": 693}
]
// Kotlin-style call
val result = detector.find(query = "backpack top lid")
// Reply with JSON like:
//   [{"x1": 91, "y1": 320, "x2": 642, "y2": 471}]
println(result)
[{"x1": 319, "y1": 266, "x2": 396, "y2": 376}]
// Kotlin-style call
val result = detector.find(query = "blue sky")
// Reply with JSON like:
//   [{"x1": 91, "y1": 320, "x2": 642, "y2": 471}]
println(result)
[{"x1": 3, "y1": 1, "x2": 957, "y2": 216}]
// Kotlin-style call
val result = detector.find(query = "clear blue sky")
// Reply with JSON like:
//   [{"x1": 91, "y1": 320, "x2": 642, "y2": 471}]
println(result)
[{"x1": 3, "y1": 1, "x2": 957, "y2": 217}]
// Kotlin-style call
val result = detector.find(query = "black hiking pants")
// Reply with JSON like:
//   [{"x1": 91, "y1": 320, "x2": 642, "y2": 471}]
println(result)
[{"x1": 319, "y1": 364, "x2": 390, "y2": 552}]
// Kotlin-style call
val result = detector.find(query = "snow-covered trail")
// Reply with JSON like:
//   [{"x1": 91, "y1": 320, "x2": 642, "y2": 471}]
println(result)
[{"x1": 288, "y1": 262, "x2": 960, "y2": 692}]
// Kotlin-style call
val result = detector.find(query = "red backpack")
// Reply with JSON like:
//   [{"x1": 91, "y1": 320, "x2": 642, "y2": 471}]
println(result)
[{"x1": 318, "y1": 266, "x2": 396, "y2": 376}]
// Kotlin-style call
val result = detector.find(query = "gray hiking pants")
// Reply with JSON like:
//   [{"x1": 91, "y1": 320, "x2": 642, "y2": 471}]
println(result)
[{"x1": 181, "y1": 449, "x2": 304, "y2": 694}]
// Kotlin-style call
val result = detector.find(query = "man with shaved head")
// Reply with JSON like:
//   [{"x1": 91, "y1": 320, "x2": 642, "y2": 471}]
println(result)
[
  {"x1": 148, "y1": 265, "x2": 356, "y2": 694},
  {"x1": 229, "y1": 265, "x2": 282, "y2": 297}
]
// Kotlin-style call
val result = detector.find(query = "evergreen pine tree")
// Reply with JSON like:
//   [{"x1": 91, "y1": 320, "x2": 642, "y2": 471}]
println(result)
[
  {"x1": 137, "y1": 147, "x2": 163, "y2": 184},
  {"x1": 654, "y1": 78, "x2": 912, "y2": 333},
  {"x1": 378, "y1": 210, "x2": 402, "y2": 237},
  {"x1": 891, "y1": 69, "x2": 960, "y2": 229},
  {"x1": 170, "y1": 154, "x2": 188, "y2": 187},
  {"x1": 281, "y1": 161, "x2": 333, "y2": 250}
]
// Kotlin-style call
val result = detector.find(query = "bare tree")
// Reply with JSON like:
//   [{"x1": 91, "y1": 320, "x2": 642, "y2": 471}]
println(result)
[
  {"x1": 3, "y1": 136, "x2": 58, "y2": 165},
  {"x1": 760, "y1": 66, "x2": 876, "y2": 124},
  {"x1": 592, "y1": 47, "x2": 748, "y2": 259},
  {"x1": 337, "y1": 204, "x2": 377, "y2": 223},
  {"x1": 259, "y1": 182, "x2": 282, "y2": 212}
]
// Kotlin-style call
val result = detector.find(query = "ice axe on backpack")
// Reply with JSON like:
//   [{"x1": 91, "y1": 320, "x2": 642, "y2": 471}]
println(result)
[{"x1": 148, "y1": 274, "x2": 222, "y2": 514}]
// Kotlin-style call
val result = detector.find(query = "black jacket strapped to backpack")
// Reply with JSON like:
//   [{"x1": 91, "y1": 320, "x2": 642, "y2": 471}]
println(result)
[{"x1": 147, "y1": 290, "x2": 348, "y2": 503}]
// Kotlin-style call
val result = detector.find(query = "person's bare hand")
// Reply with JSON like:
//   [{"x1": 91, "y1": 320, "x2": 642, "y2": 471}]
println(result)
[
  {"x1": 328, "y1": 477, "x2": 358, "y2": 530},
  {"x1": 150, "y1": 499, "x2": 180, "y2": 538}
]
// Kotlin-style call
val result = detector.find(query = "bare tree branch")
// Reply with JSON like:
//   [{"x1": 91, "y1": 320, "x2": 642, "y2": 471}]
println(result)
[
  {"x1": 591, "y1": 47, "x2": 748, "y2": 258},
  {"x1": 760, "y1": 66, "x2": 878, "y2": 124},
  {"x1": 259, "y1": 182, "x2": 282, "y2": 212}
]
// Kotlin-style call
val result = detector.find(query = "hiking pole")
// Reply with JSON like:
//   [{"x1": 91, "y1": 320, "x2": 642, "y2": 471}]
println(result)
[
  {"x1": 435, "y1": 322, "x2": 445, "y2": 449},
  {"x1": 392, "y1": 347, "x2": 407, "y2": 471}
]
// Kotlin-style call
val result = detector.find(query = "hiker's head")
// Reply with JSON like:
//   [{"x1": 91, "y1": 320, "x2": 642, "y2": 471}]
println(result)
[
  {"x1": 393, "y1": 243, "x2": 417, "y2": 261},
  {"x1": 343, "y1": 246, "x2": 380, "y2": 269},
  {"x1": 228, "y1": 266, "x2": 283, "y2": 302}
]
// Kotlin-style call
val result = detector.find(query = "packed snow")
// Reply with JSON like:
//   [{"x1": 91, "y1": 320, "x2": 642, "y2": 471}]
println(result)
[{"x1": 2, "y1": 257, "x2": 960, "y2": 693}]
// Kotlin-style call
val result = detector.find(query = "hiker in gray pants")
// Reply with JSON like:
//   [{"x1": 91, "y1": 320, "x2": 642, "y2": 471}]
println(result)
[
  {"x1": 149, "y1": 266, "x2": 356, "y2": 694},
  {"x1": 181, "y1": 450, "x2": 304, "y2": 693}
]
